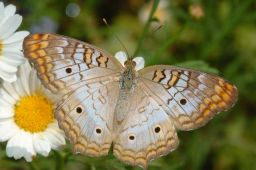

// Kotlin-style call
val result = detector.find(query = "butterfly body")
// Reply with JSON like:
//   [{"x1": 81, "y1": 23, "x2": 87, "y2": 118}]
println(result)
[
  {"x1": 23, "y1": 33, "x2": 238, "y2": 170},
  {"x1": 114, "y1": 59, "x2": 138, "y2": 135}
]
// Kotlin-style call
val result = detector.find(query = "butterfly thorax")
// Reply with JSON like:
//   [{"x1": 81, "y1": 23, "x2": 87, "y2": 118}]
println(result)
[{"x1": 119, "y1": 59, "x2": 137, "y2": 91}]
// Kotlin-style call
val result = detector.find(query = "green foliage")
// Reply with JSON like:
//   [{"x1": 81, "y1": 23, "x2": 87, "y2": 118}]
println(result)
[
  {"x1": 1, "y1": 0, "x2": 256, "y2": 169},
  {"x1": 176, "y1": 60, "x2": 219, "y2": 74}
]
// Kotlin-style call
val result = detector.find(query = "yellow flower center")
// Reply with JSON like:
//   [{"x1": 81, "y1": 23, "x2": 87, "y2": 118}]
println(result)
[
  {"x1": 0, "y1": 41, "x2": 3, "y2": 56},
  {"x1": 15, "y1": 93, "x2": 54, "y2": 133}
]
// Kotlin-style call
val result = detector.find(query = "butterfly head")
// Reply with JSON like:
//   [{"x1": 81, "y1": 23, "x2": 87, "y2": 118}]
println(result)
[{"x1": 124, "y1": 59, "x2": 136, "y2": 70}]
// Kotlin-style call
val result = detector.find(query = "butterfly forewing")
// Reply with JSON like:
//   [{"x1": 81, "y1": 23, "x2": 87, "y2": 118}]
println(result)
[
  {"x1": 139, "y1": 65, "x2": 238, "y2": 130},
  {"x1": 23, "y1": 33, "x2": 123, "y2": 93}
]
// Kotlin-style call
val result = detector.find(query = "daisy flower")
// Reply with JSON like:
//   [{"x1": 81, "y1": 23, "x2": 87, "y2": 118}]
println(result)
[
  {"x1": 0, "y1": 61, "x2": 66, "y2": 162},
  {"x1": 115, "y1": 51, "x2": 145, "y2": 71},
  {"x1": 0, "y1": 2, "x2": 29, "y2": 82}
]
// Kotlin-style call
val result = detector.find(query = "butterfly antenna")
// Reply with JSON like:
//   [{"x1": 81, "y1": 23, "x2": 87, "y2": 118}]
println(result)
[{"x1": 103, "y1": 18, "x2": 131, "y2": 59}]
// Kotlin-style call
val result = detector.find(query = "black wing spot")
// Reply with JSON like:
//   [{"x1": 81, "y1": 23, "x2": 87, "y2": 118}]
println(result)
[
  {"x1": 154, "y1": 126, "x2": 161, "y2": 133},
  {"x1": 180, "y1": 98, "x2": 187, "y2": 105},
  {"x1": 129, "y1": 135, "x2": 135, "y2": 140},
  {"x1": 76, "y1": 106, "x2": 83, "y2": 113},
  {"x1": 96, "y1": 128, "x2": 102, "y2": 134},
  {"x1": 65, "y1": 67, "x2": 72, "y2": 74}
]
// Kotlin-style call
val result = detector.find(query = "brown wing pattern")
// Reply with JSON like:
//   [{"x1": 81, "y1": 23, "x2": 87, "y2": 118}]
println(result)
[
  {"x1": 23, "y1": 33, "x2": 123, "y2": 93},
  {"x1": 139, "y1": 65, "x2": 238, "y2": 131}
]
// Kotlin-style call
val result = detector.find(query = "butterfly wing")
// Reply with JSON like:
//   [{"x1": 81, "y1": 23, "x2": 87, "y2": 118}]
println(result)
[
  {"x1": 57, "y1": 80, "x2": 120, "y2": 156},
  {"x1": 113, "y1": 65, "x2": 237, "y2": 169},
  {"x1": 23, "y1": 33, "x2": 122, "y2": 156},
  {"x1": 113, "y1": 83, "x2": 179, "y2": 169},
  {"x1": 23, "y1": 33, "x2": 123, "y2": 93},
  {"x1": 139, "y1": 65, "x2": 238, "y2": 130}
]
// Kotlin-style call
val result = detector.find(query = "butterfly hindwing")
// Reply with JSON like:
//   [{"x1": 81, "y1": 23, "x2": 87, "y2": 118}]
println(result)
[
  {"x1": 113, "y1": 82, "x2": 179, "y2": 169},
  {"x1": 57, "y1": 81, "x2": 120, "y2": 156},
  {"x1": 139, "y1": 65, "x2": 238, "y2": 131}
]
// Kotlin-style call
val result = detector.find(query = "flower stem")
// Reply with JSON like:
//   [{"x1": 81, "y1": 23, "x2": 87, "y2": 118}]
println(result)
[
  {"x1": 55, "y1": 151, "x2": 65, "y2": 170},
  {"x1": 133, "y1": 0, "x2": 160, "y2": 57}
]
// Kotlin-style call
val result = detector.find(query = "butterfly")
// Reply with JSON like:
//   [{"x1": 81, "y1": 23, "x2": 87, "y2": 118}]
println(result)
[{"x1": 23, "y1": 33, "x2": 238, "y2": 169}]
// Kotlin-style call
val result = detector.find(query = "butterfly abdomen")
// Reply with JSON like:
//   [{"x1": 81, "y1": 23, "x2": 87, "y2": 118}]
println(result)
[{"x1": 113, "y1": 88, "x2": 133, "y2": 130}]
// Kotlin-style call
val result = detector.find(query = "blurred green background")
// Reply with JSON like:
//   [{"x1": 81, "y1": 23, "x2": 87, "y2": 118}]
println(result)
[{"x1": 1, "y1": 0, "x2": 256, "y2": 170}]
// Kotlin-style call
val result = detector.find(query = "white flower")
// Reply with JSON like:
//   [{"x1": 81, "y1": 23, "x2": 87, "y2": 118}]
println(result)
[
  {"x1": 115, "y1": 51, "x2": 145, "y2": 71},
  {"x1": 0, "y1": 61, "x2": 66, "y2": 162},
  {"x1": 0, "y1": 2, "x2": 29, "y2": 82}
]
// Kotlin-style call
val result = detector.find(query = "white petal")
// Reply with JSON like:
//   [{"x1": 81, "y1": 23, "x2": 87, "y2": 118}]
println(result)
[
  {"x1": 3, "y1": 31, "x2": 29, "y2": 44},
  {"x1": 3, "y1": 51, "x2": 24, "y2": 60},
  {"x1": 0, "y1": 86, "x2": 16, "y2": 104},
  {"x1": 6, "y1": 133, "x2": 25, "y2": 159},
  {"x1": 3, "y1": 41, "x2": 23, "y2": 52},
  {"x1": 0, "y1": 119, "x2": 18, "y2": 141},
  {"x1": 0, "y1": 89, "x2": 14, "y2": 106},
  {"x1": 2, "y1": 52, "x2": 25, "y2": 68},
  {"x1": 13, "y1": 78, "x2": 26, "y2": 98},
  {"x1": 0, "y1": 14, "x2": 22, "y2": 40},
  {"x1": 6, "y1": 131, "x2": 35, "y2": 162},
  {"x1": 0, "y1": 70, "x2": 17, "y2": 82},
  {"x1": 0, "y1": 106, "x2": 14, "y2": 119},
  {"x1": 0, "y1": 2, "x2": 4, "y2": 12},
  {"x1": 19, "y1": 60, "x2": 32, "y2": 77},
  {"x1": 17, "y1": 61, "x2": 31, "y2": 96},
  {"x1": 29, "y1": 69, "x2": 39, "y2": 93},
  {"x1": 133, "y1": 57, "x2": 145, "y2": 71},
  {"x1": 0, "y1": 60, "x2": 18, "y2": 73},
  {"x1": 34, "y1": 72, "x2": 43, "y2": 91},
  {"x1": 0, "y1": 97, "x2": 12, "y2": 107},
  {"x1": 1, "y1": 54, "x2": 25, "y2": 66},
  {"x1": 3, "y1": 4, "x2": 16, "y2": 21},
  {"x1": 44, "y1": 122, "x2": 66, "y2": 150},
  {"x1": 2, "y1": 82, "x2": 20, "y2": 101},
  {"x1": 115, "y1": 51, "x2": 128, "y2": 66},
  {"x1": 0, "y1": 2, "x2": 5, "y2": 23},
  {"x1": 29, "y1": 69, "x2": 37, "y2": 93},
  {"x1": 33, "y1": 133, "x2": 51, "y2": 156}
]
